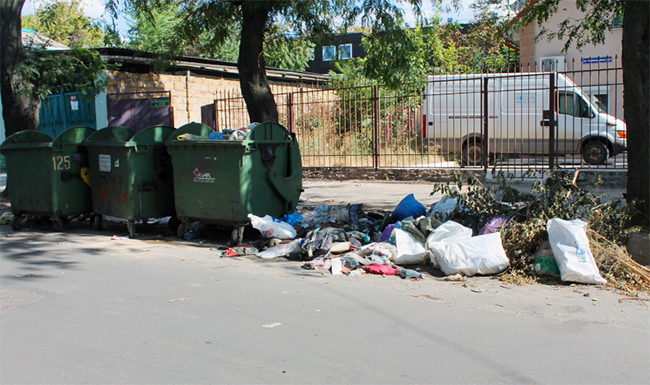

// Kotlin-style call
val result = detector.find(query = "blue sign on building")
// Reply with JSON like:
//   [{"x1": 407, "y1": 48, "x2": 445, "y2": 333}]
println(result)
[{"x1": 582, "y1": 56, "x2": 613, "y2": 64}]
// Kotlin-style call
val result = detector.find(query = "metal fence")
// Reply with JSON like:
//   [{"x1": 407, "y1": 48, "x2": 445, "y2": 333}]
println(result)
[{"x1": 212, "y1": 59, "x2": 626, "y2": 173}]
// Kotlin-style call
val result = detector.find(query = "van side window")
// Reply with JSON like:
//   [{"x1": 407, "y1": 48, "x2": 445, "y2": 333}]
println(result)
[
  {"x1": 558, "y1": 91, "x2": 575, "y2": 115},
  {"x1": 558, "y1": 91, "x2": 593, "y2": 118},
  {"x1": 576, "y1": 96, "x2": 593, "y2": 118}
]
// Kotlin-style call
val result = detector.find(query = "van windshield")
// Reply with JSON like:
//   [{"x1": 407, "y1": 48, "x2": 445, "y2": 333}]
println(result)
[{"x1": 590, "y1": 95, "x2": 607, "y2": 113}]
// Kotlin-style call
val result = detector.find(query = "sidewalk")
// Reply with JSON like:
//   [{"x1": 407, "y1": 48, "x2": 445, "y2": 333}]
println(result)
[{"x1": 0, "y1": 169, "x2": 626, "y2": 209}]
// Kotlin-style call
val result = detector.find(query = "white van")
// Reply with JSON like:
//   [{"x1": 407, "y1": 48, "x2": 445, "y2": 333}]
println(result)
[{"x1": 421, "y1": 72, "x2": 627, "y2": 165}]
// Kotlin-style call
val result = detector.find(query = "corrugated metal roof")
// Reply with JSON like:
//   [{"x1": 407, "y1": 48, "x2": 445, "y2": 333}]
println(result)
[
  {"x1": 21, "y1": 29, "x2": 69, "y2": 50},
  {"x1": 93, "y1": 47, "x2": 330, "y2": 82}
]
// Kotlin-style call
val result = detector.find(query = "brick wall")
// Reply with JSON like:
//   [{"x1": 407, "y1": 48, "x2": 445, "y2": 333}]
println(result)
[
  {"x1": 105, "y1": 71, "x2": 316, "y2": 128},
  {"x1": 302, "y1": 167, "x2": 480, "y2": 183}
]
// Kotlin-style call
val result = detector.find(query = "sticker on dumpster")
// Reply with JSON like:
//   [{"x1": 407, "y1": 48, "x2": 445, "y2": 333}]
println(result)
[
  {"x1": 99, "y1": 154, "x2": 111, "y2": 172},
  {"x1": 114, "y1": 159, "x2": 120, "y2": 168},
  {"x1": 193, "y1": 168, "x2": 215, "y2": 183}
]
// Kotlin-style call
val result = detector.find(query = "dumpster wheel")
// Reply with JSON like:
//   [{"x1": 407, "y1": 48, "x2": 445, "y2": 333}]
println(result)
[
  {"x1": 127, "y1": 220, "x2": 136, "y2": 237},
  {"x1": 11, "y1": 215, "x2": 23, "y2": 231},
  {"x1": 92, "y1": 215, "x2": 103, "y2": 231},
  {"x1": 50, "y1": 216, "x2": 64, "y2": 232},
  {"x1": 231, "y1": 226, "x2": 244, "y2": 246},
  {"x1": 177, "y1": 221, "x2": 189, "y2": 239},
  {"x1": 168, "y1": 216, "x2": 181, "y2": 233}
]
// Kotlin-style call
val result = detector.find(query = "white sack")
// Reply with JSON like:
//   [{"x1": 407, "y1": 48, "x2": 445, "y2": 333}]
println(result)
[
  {"x1": 426, "y1": 221, "x2": 474, "y2": 268},
  {"x1": 248, "y1": 213, "x2": 297, "y2": 239},
  {"x1": 393, "y1": 229, "x2": 428, "y2": 265},
  {"x1": 427, "y1": 195, "x2": 459, "y2": 221},
  {"x1": 431, "y1": 232, "x2": 510, "y2": 276},
  {"x1": 547, "y1": 218, "x2": 606, "y2": 284}
]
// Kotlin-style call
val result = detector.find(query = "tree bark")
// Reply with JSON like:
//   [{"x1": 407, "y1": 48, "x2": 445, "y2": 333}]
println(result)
[
  {"x1": 238, "y1": 1, "x2": 278, "y2": 123},
  {"x1": 1, "y1": 0, "x2": 40, "y2": 137},
  {"x1": 623, "y1": 1, "x2": 650, "y2": 223}
]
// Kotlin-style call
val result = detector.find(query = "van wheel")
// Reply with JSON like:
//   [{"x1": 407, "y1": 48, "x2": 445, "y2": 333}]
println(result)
[
  {"x1": 582, "y1": 141, "x2": 609, "y2": 165},
  {"x1": 463, "y1": 142, "x2": 484, "y2": 166}
]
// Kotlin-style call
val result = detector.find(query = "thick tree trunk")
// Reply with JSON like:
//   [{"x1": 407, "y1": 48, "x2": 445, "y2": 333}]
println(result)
[
  {"x1": 623, "y1": 1, "x2": 650, "y2": 223},
  {"x1": 238, "y1": 1, "x2": 278, "y2": 123},
  {"x1": 1, "y1": 0, "x2": 40, "y2": 137}
]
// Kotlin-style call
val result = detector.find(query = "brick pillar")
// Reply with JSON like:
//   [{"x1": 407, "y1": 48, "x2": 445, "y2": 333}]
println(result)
[{"x1": 519, "y1": 24, "x2": 537, "y2": 70}]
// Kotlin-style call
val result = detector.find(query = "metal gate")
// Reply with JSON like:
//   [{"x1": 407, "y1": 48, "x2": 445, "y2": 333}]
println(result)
[
  {"x1": 40, "y1": 92, "x2": 97, "y2": 138},
  {"x1": 107, "y1": 91, "x2": 173, "y2": 132}
]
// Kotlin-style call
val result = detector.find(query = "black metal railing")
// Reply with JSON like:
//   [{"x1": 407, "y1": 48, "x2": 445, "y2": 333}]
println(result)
[{"x1": 212, "y1": 59, "x2": 626, "y2": 173}]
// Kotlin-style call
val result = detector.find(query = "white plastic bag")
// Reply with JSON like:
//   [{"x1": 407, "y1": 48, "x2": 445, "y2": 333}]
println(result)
[
  {"x1": 547, "y1": 218, "x2": 606, "y2": 284},
  {"x1": 248, "y1": 213, "x2": 297, "y2": 239},
  {"x1": 430, "y1": 232, "x2": 510, "y2": 276},
  {"x1": 427, "y1": 195, "x2": 459, "y2": 221},
  {"x1": 392, "y1": 229, "x2": 428, "y2": 265},
  {"x1": 257, "y1": 239, "x2": 302, "y2": 259},
  {"x1": 426, "y1": 221, "x2": 473, "y2": 268}
]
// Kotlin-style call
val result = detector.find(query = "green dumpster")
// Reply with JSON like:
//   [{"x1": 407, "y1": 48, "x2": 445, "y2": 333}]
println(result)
[
  {"x1": 166, "y1": 121, "x2": 302, "y2": 244},
  {"x1": 0, "y1": 127, "x2": 95, "y2": 231},
  {"x1": 82, "y1": 125, "x2": 177, "y2": 236}
]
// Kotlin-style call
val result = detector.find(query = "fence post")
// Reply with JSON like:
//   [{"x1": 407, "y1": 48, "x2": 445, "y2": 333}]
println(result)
[
  {"x1": 286, "y1": 92, "x2": 294, "y2": 133},
  {"x1": 483, "y1": 77, "x2": 489, "y2": 173},
  {"x1": 548, "y1": 73, "x2": 556, "y2": 170},
  {"x1": 213, "y1": 99, "x2": 219, "y2": 131},
  {"x1": 372, "y1": 85, "x2": 380, "y2": 169}
]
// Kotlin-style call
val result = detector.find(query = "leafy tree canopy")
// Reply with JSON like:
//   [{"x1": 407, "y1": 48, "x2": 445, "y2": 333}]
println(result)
[
  {"x1": 105, "y1": 0, "x2": 426, "y2": 122},
  {"x1": 15, "y1": 44, "x2": 111, "y2": 100},
  {"x1": 124, "y1": 0, "x2": 313, "y2": 71},
  {"x1": 21, "y1": 0, "x2": 106, "y2": 48}
]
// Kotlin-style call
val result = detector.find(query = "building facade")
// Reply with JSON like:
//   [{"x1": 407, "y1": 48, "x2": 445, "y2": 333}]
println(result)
[{"x1": 518, "y1": 0, "x2": 624, "y2": 120}]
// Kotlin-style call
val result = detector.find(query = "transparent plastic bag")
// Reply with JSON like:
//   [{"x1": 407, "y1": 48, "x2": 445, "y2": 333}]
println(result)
[{"x1": 249, "y1": 214, "x2": 296, "y2": 239}]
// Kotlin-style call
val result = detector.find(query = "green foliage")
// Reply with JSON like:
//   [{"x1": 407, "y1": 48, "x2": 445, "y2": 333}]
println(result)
[
  {"x1": 125, "y1": 1, "x2": 181, "y2": 53},
  {"x1": 264, "y1": 24, "x2": 315, "y2": 71},
  {"x1": 362, "y1": 18, "x2": 446, "y2": 88},
  {"x1": 438, "y1": 7, "x2": 519, "y2": 73},
  {"x1": 99, "y1": 21, "x2": 123, "y2": 47},
  {"x1": 15, "y1": 45, "x2": 113, "y2": 101},
  {"x1": 110, "y1": 0, "x2": 423, "y2": 67},
  {"x1": 124, "y1": 1, "x2": 313, "y2": 71},
  {"x1": 21, "y1": 0, "x2": 106, "y2": 48},
  {"x1": 359, "y1": 4, "x2": 520, "y2": 85}
]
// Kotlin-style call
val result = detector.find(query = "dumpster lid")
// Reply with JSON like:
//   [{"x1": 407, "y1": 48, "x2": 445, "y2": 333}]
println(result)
[
  {"x1": 167, "y1": 122, "x2": 213, "y2": 141},
  {"x1": 83, "y1": 126, "x2": 135, "y2": 145},
  {"x1": 0, "y1": 130, "x2": 53, "y2": 151},
  {"x1": 52, "y1": 126, "x2": 96, "y2": 147},
  {"x1": 244, "y1": 121, "x2": 291, "y2": 143},
  {"x1": 131, "y1": 125, "x2": 175, "y2": 145}
]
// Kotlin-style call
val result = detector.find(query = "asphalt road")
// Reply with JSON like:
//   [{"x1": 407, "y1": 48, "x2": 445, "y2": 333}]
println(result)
[
  {"x1": 0, "y1": 176, "x2": 642, "y2": 384},
  {"x1": 1, "y1": 225, "x2": 647, "y2": 384}
]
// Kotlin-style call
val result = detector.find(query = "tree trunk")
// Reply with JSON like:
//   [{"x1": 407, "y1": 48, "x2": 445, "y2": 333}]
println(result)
[
  {"x1": 1, "y1": 0, "x2": 40, "y2": 137},
  {"x1": 238, "y1": 1, "x2": 278, "y2": 123},
  {"x1": 623, "y1": 1, "x2": 650, "y2": 223}
]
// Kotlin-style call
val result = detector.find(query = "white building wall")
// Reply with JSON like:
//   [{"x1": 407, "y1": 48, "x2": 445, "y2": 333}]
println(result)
[{"x1": 530, "y1": 0, "x2": 624, "y2": 121}]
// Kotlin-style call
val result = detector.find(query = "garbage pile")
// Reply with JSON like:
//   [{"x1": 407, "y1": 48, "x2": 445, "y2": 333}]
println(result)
[
  {"x1": 177, "y1": 123, "x2": 258, "y2": 141},
  {"x1": 241, "y1": 171, "x2": 650, "y2": 295},
  {"x1": 430, "y1": 171, "x2": 650, "y2": 294}
]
